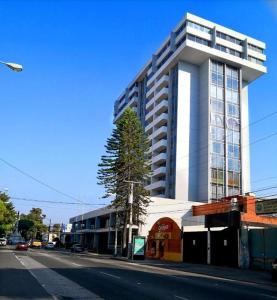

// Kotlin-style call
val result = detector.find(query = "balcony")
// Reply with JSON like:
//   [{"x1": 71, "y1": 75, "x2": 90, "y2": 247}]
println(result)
[
  {"x1": 145, "y1": 99, "x2": 168, "y2": 121},
  {"x1": 146, "y1": 84, "x2": 155, "y2": 99},
  {"x1": 153, "y1": 112, "x2": 168, "y2": 128},
  {"x1": 152, "y1": 152, "x2": 167, "y2": 165},
  {"x1": 149, "y1": 126, "x2": 167, "y2": 141},
  {"x1": 152, "y1": 138, "x2": 167, "y2": 152},
  {"x1": 155, "y1": 74, "x2": 169, "y2": 91},
  {"x1": 129, "y1": 86, "x2": 138, "y2": 96},
  {"x1": 128, "y1": 95, "x2": 138, "y2": 108},
  {"x1": 152, "y1": 166, "x2": 166, "y2": 177},
  {"x1": 145, "y1": 180, "x2": 166, "y2": 191},
  {"x1": 153, "y1": 87, "x2": 168, "y2": 104}
]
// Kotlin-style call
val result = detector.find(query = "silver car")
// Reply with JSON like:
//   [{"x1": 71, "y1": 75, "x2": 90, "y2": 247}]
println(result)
[{"x1": 0, "y1": 238, "x2": 7, "y2": 246}]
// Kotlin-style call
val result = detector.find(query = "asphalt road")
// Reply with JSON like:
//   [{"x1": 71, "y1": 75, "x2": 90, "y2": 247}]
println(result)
[{"x1": 1, "y1": 247, "x2": 277, "y2": 300}]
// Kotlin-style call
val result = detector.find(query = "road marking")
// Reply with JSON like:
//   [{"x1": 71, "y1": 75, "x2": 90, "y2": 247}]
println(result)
[
  {"x1": 175, "y1": 296, "x2": 189, "y2": 300},
  {"x1": 15, "y1": 254, "x2": 103, "y2": 299},
  {"x1": 100, "y1": 271, "x2": 121, "y2": 279}
]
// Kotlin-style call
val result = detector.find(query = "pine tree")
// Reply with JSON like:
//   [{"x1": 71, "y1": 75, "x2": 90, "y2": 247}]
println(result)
[{"x1": 98, "y1": 107, "x2": 151, "y2": 253}]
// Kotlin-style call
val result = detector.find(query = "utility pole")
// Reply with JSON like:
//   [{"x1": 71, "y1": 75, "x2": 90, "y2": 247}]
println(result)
[
  {"x1": 124, "y1": 180, "x2": 141, "y2": 258},
  {"x1": 48, "y1": 219, "x2": 51, "y2": 243},
  {"x1": 114, "y1": 210, "x2": 118, "y2": 256}
]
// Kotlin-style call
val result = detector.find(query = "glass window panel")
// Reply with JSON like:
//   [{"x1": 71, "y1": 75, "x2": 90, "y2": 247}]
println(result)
[
  {"x1": 227, "y1": 103, "x2": 239, "y2": 117},
  {"x1": 228, "y1": 158, "x2": 234, "y2": 171},
  {"x1": 217, "y1": 86, "x2": 223, "y2": 99},
  {"x1": 217, "y1": 63, "x2": 223, "y2": 74},
  {"x1": 211, "y1": 113, "x2": 224, "y2": 127},
  {"x1": 227, "y1": 77, "x2": 232, "y2": 89},
  {"x1": 211, "y1": 99, "x2": 223, "y2": 114},
  {"x1": 211, "y1": 154, "x2": 224, "y2": 168},
  {"x1": 233, "y1": 159, "x2": 240, "y2": 172},
  {"x1": 233, "y1": 131, "x2": 240, "y2": 144},
  {"x1": 232, "y1": 91, "x2": 239, "y2": 104},
  {"x1": 232, "y1": 79, "x2": 238, "y2": 90},
  {"x1": 212, "y1": 72, "x2": 217, "y2": 85},
  {"x1": 234, "y1": 145, "x2": 240, "y2": 158},
  {"x1": 212, "y1": 142, "x2": 224, "y2": 154},
  {"x1": 227, "y1": 117, "x2": 240, "y2": 131},
  {"x1": 217, "y1": 74, "x2": 223, "y2": 86},
  {"x1": 226, "y1": 89, "x2": 232, "y2": 102},
  {"x1": 211, "y1": 85, "x2": 217, "y2": 98},
  {"x1": 233, "y1": 172, "x2": 240, "y2": 186}
]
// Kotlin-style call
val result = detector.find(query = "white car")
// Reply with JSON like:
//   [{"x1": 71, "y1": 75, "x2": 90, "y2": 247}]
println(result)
[
  {"x1": 45, "y1": 242, "x2": 55, "y2": 249},
  {"x1": 0, "y1": 238, "x2": 7, "y2": 246}
]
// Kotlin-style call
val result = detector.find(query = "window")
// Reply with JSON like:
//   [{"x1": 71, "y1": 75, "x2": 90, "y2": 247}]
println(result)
[
  {"x1": 248, "y1": 43, "x2": 264, "y2": 54},
  {"x1": 226, "y1": 89, "x2": 239, "y2": 104},
  {"x1": 216, "y1": 31, "x2": 242, "y2": 45},
  {"x1": 211, "y1": 85, "x2": 223, "y2": 100},
  {"x1": 187, "y1": 21, "x2": 211, "y2": 34},
  {"x1": 215, "y1": 44, "x2": 241, "y2": 58},
  {"x1": 227, "y1": 117, "x2": 240, "y2": 131},
  {"x1": 228, "y1": 144, "x2": 240, "y2": 158},
  {"x1": 211, "y1": 184, "x2": 224, "y2": 200},
  {"x1": 248, "y1": 55, "x2": 264, "y2": 66},
  {"x1": 212, "y1": 142, "x2": 224, "y2": 155},
  {"x1": 211, "y1": 127, "x2": 225, "y2": 141},
  {"x1": 187, "y1": 34, "x2": 210, "y2": 46},
  {"x1": 227, "y1": 103, "x2": 239, "y2": 117},
  {"x1": 228, "y1": 172, "x2": 240, "y2": 186},
  {"x1": 226, "y1": 130, "x2": 240, "y2": 144},
  {"x1": 211, "y1": 113, "x2": 224, "y2": 127},
  {"x1": 211, "y1": 169, "x2": 224, "y2": 184},
  {"x1": 228, "y1": 158, "x2": 240, "y2": 172},
  {"x1": 211, "y1": 154, "x2": 224, "y2": 169},
  {"x1": 211, "y1": 99, "x2": 224, "y2": 114}
]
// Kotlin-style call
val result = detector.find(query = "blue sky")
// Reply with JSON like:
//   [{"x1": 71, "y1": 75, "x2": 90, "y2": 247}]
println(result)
[{"x1": 0, "y1": 0, "x2": 276, "y2": 224}]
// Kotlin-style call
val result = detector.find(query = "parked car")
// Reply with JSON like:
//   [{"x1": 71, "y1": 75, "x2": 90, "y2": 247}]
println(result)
[
  {"x1": 272, "y1": 259, "x2": 277, "y2": 281},
  {"x1": 71, "y1": 244, "x2": 85, "y2": 253},
  {"x1": 45, "y1": 242, "x2": 55, "y2": 249},
  {"x1": 0, "y1": 238, "x2": 7, "y2": 246},
  {"x1": 16, "y1": 242, "x2": 28, "y2": 251},
  {"x1": 30, "y1": 239, "x2": 42, "y2": 248}
]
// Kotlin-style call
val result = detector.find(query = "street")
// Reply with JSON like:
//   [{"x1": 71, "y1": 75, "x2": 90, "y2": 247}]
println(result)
[{"x1": 0, "y1": 247, "x2": 277, "y2": 300}]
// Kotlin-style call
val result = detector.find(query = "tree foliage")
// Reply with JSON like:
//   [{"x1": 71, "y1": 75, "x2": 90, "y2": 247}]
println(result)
[
  {"x1": 0, "y1": 192, "x2": 17, "y2": 236},
  {"x1": 98, "y1": 107, "x2": 151, "y2": 249},
  {"x1": 19, "y1": 208, "x2": 48, "y2": 240}
]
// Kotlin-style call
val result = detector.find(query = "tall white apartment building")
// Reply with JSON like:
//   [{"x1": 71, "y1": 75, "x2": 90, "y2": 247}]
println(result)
[{"x1": 113, "y1": 13, "x2": 266, "y2": 203}]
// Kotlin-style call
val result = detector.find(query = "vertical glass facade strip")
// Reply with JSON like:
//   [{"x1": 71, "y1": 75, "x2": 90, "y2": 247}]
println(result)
[
  {"x1": 210, "y1": 60, "x2": 242, "y2": 201},
  {"x1": 166, "y1": 65, "x2": 178, "y2": 198},
  {"x1": 138, "y1": 77, "x2": 147, "y2": 128}
]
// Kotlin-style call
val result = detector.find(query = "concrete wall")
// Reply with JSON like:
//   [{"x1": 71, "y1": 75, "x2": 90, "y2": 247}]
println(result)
[
  {"x1": 198, "y1": 60, "x2": 210, "y2": 202},
  {"x1": 240, "y1": 80, "x2": 250, "y2": 194},
  {"x1": 175, "y1": 61, "x2": 200, "y2": 202}
]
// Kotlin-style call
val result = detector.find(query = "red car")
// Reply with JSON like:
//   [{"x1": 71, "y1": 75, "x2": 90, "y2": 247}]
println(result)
[{"x1": 16, "y1": 242, "x2": 28, "y2": 251}]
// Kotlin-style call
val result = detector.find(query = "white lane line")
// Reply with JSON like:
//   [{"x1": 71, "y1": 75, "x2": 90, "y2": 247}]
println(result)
[
  {"x1": 15, "y1": 254, "x2": 103, "y2": 299},
  {"x1": 175, "y1": 296, "x2": 189, "y2": 300},
  {"x1": 100, "y1": 271, "x2": 121, "y2": 279}
]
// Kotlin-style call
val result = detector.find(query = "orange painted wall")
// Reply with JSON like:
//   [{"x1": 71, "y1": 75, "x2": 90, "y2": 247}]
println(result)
[
  {"x1": 192, "y1": 196, "x2": 277, "y2": 227},
  {"x1": 146, "y1": 217, "x2": 182, "y2": 262}
]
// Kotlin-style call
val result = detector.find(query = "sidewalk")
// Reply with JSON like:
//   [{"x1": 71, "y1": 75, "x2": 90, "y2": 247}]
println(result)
[{"x1": 111, "y1": 256, "x2": 276, "y2": 288}]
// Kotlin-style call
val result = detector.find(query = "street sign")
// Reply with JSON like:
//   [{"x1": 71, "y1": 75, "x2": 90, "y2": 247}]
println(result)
[
  {"x1": 256, "y1": 199, "x2": 277, "y2": 215},
  {"x1": 133, "y1": 236, "x2": 145, "y2": 259}
]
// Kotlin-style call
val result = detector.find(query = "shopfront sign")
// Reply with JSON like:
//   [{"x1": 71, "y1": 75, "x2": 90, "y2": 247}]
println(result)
[{"x1": 256, "y1": 199, "x2": 277, "y2": 215}]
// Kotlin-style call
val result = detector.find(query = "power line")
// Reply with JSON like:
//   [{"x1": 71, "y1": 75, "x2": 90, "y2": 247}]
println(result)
[
  {"x1": 10, "y1": 196, "x2": 107, "y2": 206},
  {"x1": 0, "y1": 157, "x2": 83, "y2": 203}
]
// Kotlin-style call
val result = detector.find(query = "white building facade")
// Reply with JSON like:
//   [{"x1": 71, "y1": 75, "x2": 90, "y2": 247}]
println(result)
[
  {"x1": 114, "y1": 13, "x2": 266, "y2": 204},
  {"x1": 70, "y1": 13, "x2": 267, "y2": 261}
]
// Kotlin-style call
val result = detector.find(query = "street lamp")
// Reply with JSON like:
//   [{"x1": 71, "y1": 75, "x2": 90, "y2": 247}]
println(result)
[{"x1": 0, "y1": 60, "x2": 23, "y2": 72}]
